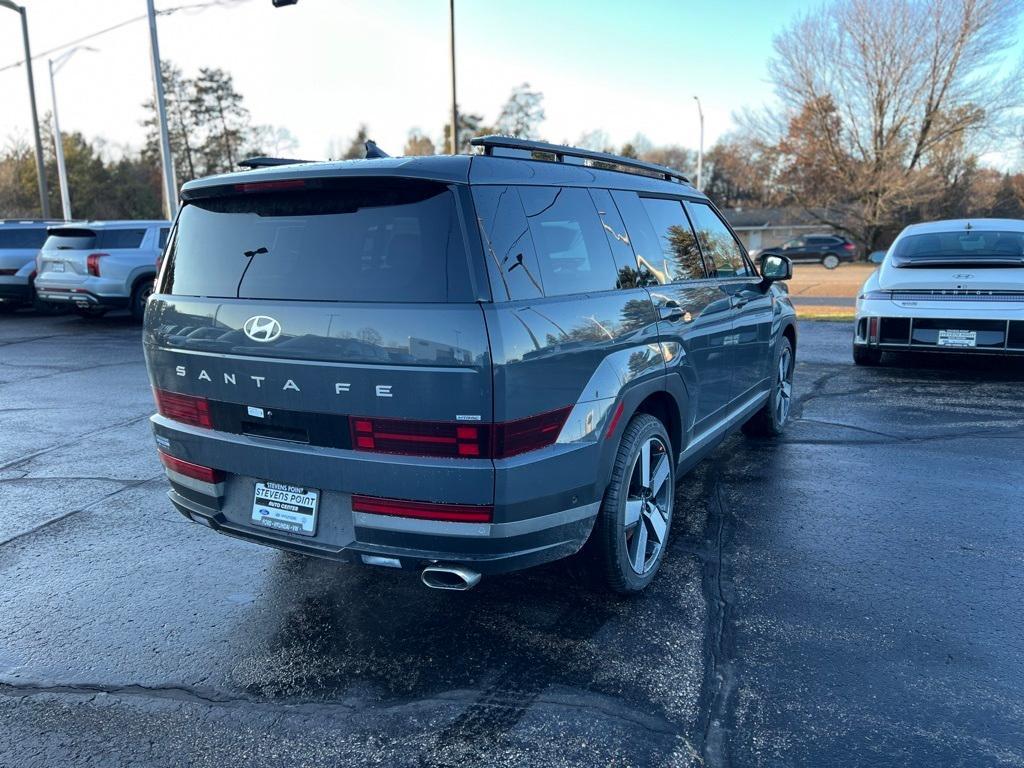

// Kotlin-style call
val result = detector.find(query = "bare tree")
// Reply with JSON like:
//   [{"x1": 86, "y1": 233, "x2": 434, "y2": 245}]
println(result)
[
  {"x1": 761, "y1": 0, "x2": 1023, "y2": 247},
  {"x1": 403, "y1": 128, "x2": 436, "y2": 156},
  {"x1": 495, "y1": 83, "x2": 545, "y2": 139}
]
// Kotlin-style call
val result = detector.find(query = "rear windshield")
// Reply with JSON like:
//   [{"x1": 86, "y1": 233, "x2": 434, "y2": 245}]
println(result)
[
  {"x1": 162, "y1": 180, "x2": 470, "y2": 303},
  {"x1": 0, "y1": 228, "x2": 48, "y2": 249},
  {"x1": 890, "y1": 231, "x2": 1024, "y2": 267},
  {"x1": 42, "y1": 227, "x2": 147, "y2": 251}
]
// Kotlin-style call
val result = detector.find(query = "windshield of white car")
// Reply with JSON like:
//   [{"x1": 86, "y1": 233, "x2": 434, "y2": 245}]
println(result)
[{"x1": 890, "y1": 231, "x2": 1024, "y2": 268}]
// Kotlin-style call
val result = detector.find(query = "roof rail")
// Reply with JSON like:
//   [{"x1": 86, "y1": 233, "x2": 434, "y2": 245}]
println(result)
[
  {"x1": 470, "y1": 135, "x2": 691, "y2": 184},
  {"x1": 238, "y1": 156, "x2": 313, "y2": 169}
]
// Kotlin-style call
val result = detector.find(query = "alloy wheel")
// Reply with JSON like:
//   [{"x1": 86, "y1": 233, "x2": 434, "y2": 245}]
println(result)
[
  {"x1": 776, "y1": 345, "x2": 793, "y2": 425},
  {"x1": 623, "y1": 436, "x2": 673, "y2": 575}
]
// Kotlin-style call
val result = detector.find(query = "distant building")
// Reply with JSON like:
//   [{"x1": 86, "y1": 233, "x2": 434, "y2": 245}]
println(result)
[{"x1": 723, "y1": 207, "x2": 839, "y2": 253}]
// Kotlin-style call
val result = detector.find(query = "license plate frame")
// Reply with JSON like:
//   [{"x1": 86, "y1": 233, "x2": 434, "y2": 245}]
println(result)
[
  {"x1": 250, "y1": 481, "x2": 319, "y2": 536},
  {"x1": 50, "y1": 262, "x2": 65, "y2": 272},
  {"x1": 937, "y1": 329, "x2": 977, "y2": 348}
]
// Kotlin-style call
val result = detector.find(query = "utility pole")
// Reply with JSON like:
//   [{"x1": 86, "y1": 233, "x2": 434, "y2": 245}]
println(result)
[
  {"x1": 146, "y1": 0, "x2": 178, "y2": 220},
  {"x1": 693, "y1": 95, "x2": 704, "y2": 191},
  {"x1": 0, "y1": 0, "x2": 50, "y2": 218},
  {"x1": 449, "y1": 0, "x2": 458, "y2": 155}
]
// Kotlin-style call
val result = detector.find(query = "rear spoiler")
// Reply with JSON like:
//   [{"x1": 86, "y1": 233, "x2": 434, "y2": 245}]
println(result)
[{"x1": 238, "y1": 156, "x2": 313, "y2": 169}]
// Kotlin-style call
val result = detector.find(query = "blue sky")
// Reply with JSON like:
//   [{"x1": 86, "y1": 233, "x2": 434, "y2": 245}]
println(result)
[{"x1": 0, "y1": 0, "x2": 1019, "y2": 166}]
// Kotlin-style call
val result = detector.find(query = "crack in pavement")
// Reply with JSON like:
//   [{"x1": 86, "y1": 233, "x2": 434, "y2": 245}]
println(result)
[
  {"x1": 0, "y1": 474, "x2": 162, "y2": 547},
  {"x1": 0, "y1": 413, "x2": 152, "y2": 473},
  {"x1": 685, "y1": 473, "x2": 738, "y2": 768}
]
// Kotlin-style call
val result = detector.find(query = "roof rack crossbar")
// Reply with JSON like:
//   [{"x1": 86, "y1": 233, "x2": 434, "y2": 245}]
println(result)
[
  {"x1": 238, "y1": 156, "x2": 312, "y2": 169},
  {"x1": 470, "y1": 135, "x2": 691, "y2": 184}
]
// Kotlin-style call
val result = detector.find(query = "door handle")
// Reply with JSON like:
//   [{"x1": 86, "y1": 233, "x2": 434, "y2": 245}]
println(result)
[{"x1": 658, "y1": 300, "x2": 684, "y2": 322}]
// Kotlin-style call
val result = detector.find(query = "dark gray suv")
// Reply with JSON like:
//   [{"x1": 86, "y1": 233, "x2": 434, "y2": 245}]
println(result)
[{"x1": 145, "y1": 137, "x2": 797, "y2": 593}]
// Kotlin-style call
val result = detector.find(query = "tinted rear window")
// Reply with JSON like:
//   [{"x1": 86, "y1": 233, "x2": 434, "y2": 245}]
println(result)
[
  {"x1": 162, "y1": 180, "x2": 470, "y2": 302},
  {"x1": 890, "y1": 230, "x2": 1024, "y2": 267},
  {"x1": 0, "y1": 228, "x2": 48, "y2": 249}
]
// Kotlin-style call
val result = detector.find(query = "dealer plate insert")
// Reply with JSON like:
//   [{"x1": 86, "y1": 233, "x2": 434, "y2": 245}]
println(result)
[
  {"x1": 251, "y1": 481, "x2": 319, "y2": 536},
  {"x1": 937, "y1": 329, "x2": 977, "y2": 348}
]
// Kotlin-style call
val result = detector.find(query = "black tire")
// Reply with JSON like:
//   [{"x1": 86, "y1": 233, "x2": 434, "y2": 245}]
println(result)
[
  {"x1": 743, "y1": 335, "x2": 795, "y2": 437},
  {"x1": 74, "y1": 306, "x2": 107, "y2": 319},
  {"x1": 822, "y1": 253, "x2": 840, "y2": 269},
  {"x1": 853, "y1": 345, "x2": 882, "y2": 366},
  {"x1": 130, "y1": 279, "x2": 154, "y2": 322},
  {"x1": 590, "y1": 413, "x2": 675, "y2": 594}
]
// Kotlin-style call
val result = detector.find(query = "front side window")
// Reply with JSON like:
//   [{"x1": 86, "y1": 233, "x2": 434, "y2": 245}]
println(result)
[
  {"x1": 684, "y1": 201, "x2": 750, "y2": 278},
  {"x1": 640, "y1": 197, "x2": 706, "y2": 282},
  {"x1": 518, "y1": 186, "x2": 619, "y2": 296},
  {"x1": 783, "y1": 237, "x2": 805, "y2": 249}
]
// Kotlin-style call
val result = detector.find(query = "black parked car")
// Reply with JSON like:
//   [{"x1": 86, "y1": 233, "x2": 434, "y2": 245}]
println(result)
[
  {"x1": 762, "y1": 233, "x2": 857, "y2": 269},
  {"x1": 146, "y1": 136, "x2": 797, "y2": 594}
]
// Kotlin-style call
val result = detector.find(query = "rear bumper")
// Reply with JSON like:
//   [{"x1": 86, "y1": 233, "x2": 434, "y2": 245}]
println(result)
[
  {"x1": 0, "y1": 279, "x2": 31, "y2": 305},
  {"x1": 854, "y1": 301, "x2": 1024, "y2": 354},
  {"x1": 152, "y1": 414, "x2": 603, "y2": 576},
  {"x1": 34, "y1": 286, "x2": 129, "y2": 308}
]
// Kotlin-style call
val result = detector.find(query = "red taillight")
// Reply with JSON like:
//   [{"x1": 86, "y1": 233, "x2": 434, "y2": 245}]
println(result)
[
  {"x1": 86, "y1": 252, "x2": 108, "y2": 276},
  {"x1": 233, "y1": 179, "x2": 306, "y2": 194},
  {"x1": 348, "y1": 406, "x2": 572, "y2": 459},
  {"x1": 158, "y1": 450, "x2": 223, "y2": 484},
  {"x1": 350, "y1": 416, "x2": 489, "y2": 458},
  {"x1": 493, "y1": 406, "x2": 572, "y2": 458},
  {"x1": 842, "y1": 242, "x2": 855, "y2": 251},
  {"x1": 153, "y1": 388, "x2": 213, "y2": 428},
  {"x1": 352, "y1": 494, "x2": 492, "y2": 523},
  {"x1": 868, "y1": 317, "x2": 879, "y2": 341}
]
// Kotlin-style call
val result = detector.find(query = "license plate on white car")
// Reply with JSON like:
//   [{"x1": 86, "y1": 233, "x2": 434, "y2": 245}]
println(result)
[
  {"x1": 251, "y1": 482, "x2": 319, "y2": 536},
  {"x1": 49, "y1": 262, "x2": 65, "y2": 272},
  {"x1": 937, "y1": 329, "x2": 977, "y2": 348}
]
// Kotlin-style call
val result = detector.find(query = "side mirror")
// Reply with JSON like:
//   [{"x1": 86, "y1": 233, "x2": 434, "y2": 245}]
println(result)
[{"x1": 760, "y1": 253, "x2": 792, "y2": 282}]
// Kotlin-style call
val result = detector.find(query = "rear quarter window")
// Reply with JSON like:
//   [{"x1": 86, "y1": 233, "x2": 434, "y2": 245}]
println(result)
[
  {"x1": 163, "y1": 180, "x2": 469, "y2": 303},
  {"x1": 517, "y1": 186, "x2": 619, "y2": 296},
  {"x1": 95, "y1": 229, "x2": 146, "y2": 249}
]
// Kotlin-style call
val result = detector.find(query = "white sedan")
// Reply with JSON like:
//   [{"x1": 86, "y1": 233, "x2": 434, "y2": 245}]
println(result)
[{"x1": 853, "y1": 218, "x2": 1024, "y2": 365}]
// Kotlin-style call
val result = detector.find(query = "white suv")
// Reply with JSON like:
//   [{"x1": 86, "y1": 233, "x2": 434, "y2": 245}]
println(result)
[{"x1": 35, "y1": 220, "x2": 170, "y2": 320}]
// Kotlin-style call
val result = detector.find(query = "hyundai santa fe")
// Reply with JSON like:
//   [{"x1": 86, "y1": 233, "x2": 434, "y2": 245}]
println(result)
[{"x1": 146, "y1": 136, "x2": 797, "y2": 593}]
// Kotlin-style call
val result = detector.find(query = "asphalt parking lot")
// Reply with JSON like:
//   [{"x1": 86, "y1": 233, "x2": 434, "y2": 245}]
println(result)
[{"x1": 1, "y1": 312, "x2": 1022, "y2": 767}]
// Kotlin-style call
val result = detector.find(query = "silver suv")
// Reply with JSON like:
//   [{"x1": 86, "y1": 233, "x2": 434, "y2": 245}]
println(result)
[
  {"x1": 0, "y1": 219, "x2": 59, "y2": 313},
  {"x1": 35, "y1": 220, "x2": 170, "y2": 320}
]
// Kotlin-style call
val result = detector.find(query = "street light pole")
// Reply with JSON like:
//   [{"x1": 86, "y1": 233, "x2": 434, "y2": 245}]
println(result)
[
  {"x1": 146, "y1": 0, "x2": 177, "y2": 220},
  {"x1": 47, "y1": 46, "x2": 95, "y2": 222},
  {"x1": 693, "y1": 95, "x2": 704, "y2": 191},
  {"x1": 48, "y1": 58, "x2": 71, "y2": 221},
  {"x1": 449, "y1": 0, "x2": 458, "y2": 155},
  {"x1": 0, "y1": 0, "x2": 51, "y2": 218}
]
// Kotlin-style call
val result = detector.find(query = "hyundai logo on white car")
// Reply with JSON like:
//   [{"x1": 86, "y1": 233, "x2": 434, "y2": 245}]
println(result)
[{"x1": 243, "y1": 315, "x2": 282, "y2": 342}]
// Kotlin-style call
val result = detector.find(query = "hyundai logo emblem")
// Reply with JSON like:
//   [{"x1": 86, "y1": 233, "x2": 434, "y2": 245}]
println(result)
[{"x1": 243, "y1": 315, "x2": 282, "y2": 343}]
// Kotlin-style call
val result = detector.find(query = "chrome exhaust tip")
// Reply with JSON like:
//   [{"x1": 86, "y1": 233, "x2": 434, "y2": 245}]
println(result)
[{"x1": 421, "y1": 564, "x2": 482, "y2": 591}]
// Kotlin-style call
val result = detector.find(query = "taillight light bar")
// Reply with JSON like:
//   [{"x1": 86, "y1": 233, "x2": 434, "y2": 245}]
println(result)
[
  {"x1": 234, "y1": 179, "x2": 306, "y2": 194},
  {"x1": 158, "y1": 450, "x2": 223, "y2": 484},
  {"x1": 352, "y1": 494, "x2": 492, "y2": 523},
  {"x1": 153, "y1": 388, "x2": 213, "y2": 428},
  {"x1": 86, "y1": 252, "x2": 109, "y2": 276},
  {"x1": 349, "y1": 406, "x2": 572, "y2": 460}
]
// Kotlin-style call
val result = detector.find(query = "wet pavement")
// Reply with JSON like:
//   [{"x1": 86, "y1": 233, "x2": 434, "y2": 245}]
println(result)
[{"x1": 0, "y1": 312, "x2": 1022, "y2": 767}]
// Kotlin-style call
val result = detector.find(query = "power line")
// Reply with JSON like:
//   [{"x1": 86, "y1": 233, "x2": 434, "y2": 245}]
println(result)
[{"x1": 0, "y1": 0, "x2": 254, "y2": 75}]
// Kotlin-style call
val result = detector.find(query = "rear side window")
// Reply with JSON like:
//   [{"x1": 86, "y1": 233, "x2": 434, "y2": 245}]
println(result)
[
  {"x1": 96, "y1": 229, "x2": 146, "y2": 249},
  {"x1": 589, "y1": 188, "x2": 643, "y2": 288},
  {"x1": 473, "y1": 185, "x2": 544, "y2": 301},
  {"x1": 684, "y1": 202, "x2": 750, "y2": 277},
  {"x1": 518, "y1": 186, "x2": 619, "y2": 296},
  {"x1": 0, "y1": 228, "x2": 48, "y2": 249},
  {"x1": 163, "y1": 180, "x2": 469, "y2": 303}
]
